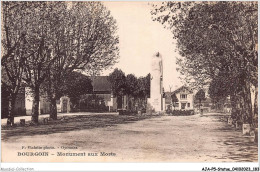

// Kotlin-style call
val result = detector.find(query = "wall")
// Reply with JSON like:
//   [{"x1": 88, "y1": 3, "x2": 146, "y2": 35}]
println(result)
[
  {"x1": 25, "y1": 87, "x2": 33, "y2": 115},
  {"x1": 40, "y1": 96, "x2": 50, "y2": 114},
  {"x1": 174, "y1": 91, "x2": 194, "y2": 110}
]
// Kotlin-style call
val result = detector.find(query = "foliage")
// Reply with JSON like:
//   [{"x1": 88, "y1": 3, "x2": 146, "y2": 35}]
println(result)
[
  {"x1": 79, "y1": 94, "x2": 108, "y2": 112},
  {"x1": 152, "y1": 1, "x2": 257, "y2": 123},
  {"x1": 167, "y1": 109, "x2": 195, "y2": 116},
  {"x1": 137, "y1": 74, "x2": 151, "y2": 99},
  {"x1": 1, "y1": 2, "x2": 30, "y2": 125},
  {"x1": 171, "y1": 93, "x2": 178, "y2": 110},
  {"x1": 125, "y1": 74, "x2": 139, "y2": 97},
  {"x1": 62, "y1": 72, "x2": 93, "y2": 108},
  {"x1": 41, "y1": 2, "x2": 119, "y2": 119},
  {"x1": 2, "y1": 2, "x2": 119, "y2": 122},
  {"x1": 171, "y1": 93, "x2": 178, "y2": 104},
  {"x1": 108, "y1": 68, "x2": 150, "y2": 111},
  {"x1": 72, "y1": 2, "x2": 119, "y2": 74},
  {"x1": 208, "y1": 75, "x2": 230, "y2": 103},
  {"x1": 109, "y1": 70, "x2": 151, "y2": 100},
  {"x1": 108, "y1": 68, "x2": 126, "y2": 97},
  {"x1": 195, "y1": 89, "x2": 206, "y2": 110},
  {"x1": 152, "y1": 2, "x2": 257, "y2": 87},
  {"x1": 195, "y1": 89, "x2": 206, "y2": 103}
]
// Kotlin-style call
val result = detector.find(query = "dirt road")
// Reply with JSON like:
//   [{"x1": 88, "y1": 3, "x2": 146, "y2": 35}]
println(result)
[{"x1": 1, "y1": 112, "x2": 258, "y2": 162}]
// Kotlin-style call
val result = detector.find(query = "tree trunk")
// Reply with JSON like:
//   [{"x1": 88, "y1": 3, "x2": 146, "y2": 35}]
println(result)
[
  {"x1": 230, "y1": 93, "x2": 238, "y2": 120},
  {"x1": 254, "y1": 86, "x2": 258, "y2": 115},
  {"x1": 31, "y1": 86, "x2": 40, "y2": 124},
  {"x1": 254, "y1": 86, "x2": 258, "y2": 114},
  {"x1": 7, "y1": 94, "x2": 16, "y2": 126},
  {"x1": 241, "y1": 82, "x2": 253, "y2": 124},
  {"x1": 253, "y1": 85, "x2": 258, "y2": 127},
  {"x1": 49, "y1": 98, "x2": 57, "y2": 120}
]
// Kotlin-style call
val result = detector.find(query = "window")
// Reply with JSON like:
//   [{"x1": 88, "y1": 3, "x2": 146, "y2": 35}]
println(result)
[
  {"x1": 187, "y1": 103, "x2": 190, "y2": 108},
  {"x1": 181, "y1": 103, "x2": 186, "y2": 109},
  {"x1": 180, "y1": 94, "x2": 187, "y2": 99}
]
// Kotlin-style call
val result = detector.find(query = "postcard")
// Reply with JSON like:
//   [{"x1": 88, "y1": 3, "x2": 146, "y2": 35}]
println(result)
[{"x1": 1, "y1": 1, "x2": 258, "y2": 171}]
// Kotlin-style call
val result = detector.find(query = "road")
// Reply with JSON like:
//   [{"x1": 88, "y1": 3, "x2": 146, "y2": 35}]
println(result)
[
  {"x1": 1, "y1": 112, "x2": 118, "y2": 125},
  {"x1": 1, "y1": 112, "x2": 258, "y2": 162}
]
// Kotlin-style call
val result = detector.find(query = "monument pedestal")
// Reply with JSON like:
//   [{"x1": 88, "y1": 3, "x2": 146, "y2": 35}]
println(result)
[{"x1": 147, "y1": 97, "x2": 165, "y2": 115}]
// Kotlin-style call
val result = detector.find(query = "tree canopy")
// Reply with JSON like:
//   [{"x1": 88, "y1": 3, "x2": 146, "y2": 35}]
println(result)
[
  {"x1": 62, "y1": 72, "x2": 93, "y2": 110},
  {"x1": 195, "y1": 89, "x2": 206, "y2": 103},
  {"x1": 171, "y1": 93, "x2": 178, "y2": 110},
  {"x1": 171, "y1": 93, "x2": 178, "y2": 104},
  {"x1": 108, "y1": 68, "x2": 150, "y2": 99},
  {"x1": 152, "y1": 1, "x2": 257, "y2": 88},
  {"x1": 152, "y1": 1, "x2": 258, "y2": 123},
  {"x1": 1, "y1": 1, "x2": 119, "y2": 124},
  {"x1": 40, "y1": 2, "x2": 119, "y2": 119},
  {"x1": 108, "y1": 68, "x2": 126, "y2": 97}
]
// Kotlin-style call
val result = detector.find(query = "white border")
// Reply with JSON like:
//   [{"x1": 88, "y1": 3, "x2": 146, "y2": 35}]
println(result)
[
  {"x1": 1, "y1": 162, "x2": 259, "y2": 171},
  {"x1": 1, "y1": 0, "x2": 259, "y2": 171}
]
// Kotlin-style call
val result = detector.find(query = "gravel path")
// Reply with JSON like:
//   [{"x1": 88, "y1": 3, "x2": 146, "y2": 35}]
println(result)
[{"x1": 1, "y1": 112, "x2": 258, "y2": 162}]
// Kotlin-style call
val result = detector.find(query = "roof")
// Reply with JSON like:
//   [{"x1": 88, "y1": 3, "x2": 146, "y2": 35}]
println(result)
[
  {"x1": 172, "y1": 86, "x2": 193, "y2": 94},
  {"x1": 90, "y1": 76, "x2": 111, "y2": 92}
]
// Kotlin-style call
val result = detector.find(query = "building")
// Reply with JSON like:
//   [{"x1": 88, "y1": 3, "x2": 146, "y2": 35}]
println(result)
[
  {"x1": 2, "y1": 74, "x2": 128, "y2": 119},
  {"x1": 166, "y1": 86, "x2": 194, "y2": 110},
  {"x1": 89, "y1": 76, "x2": 128, "y2": 111},
  {"x1": 33, "y1": 76, "x2": 123, "y2": 114},
  {"x1": 25, "y1": 89, "x2": 70, "y2": 115},
  {"x1": 81, "y1": 76, "x2": 118, "y2": 112}
]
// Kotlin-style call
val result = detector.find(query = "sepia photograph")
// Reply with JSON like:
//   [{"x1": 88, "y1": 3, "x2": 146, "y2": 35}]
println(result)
[{"x1": 0, "y1": 0, "x2": 258, "y2": 170}]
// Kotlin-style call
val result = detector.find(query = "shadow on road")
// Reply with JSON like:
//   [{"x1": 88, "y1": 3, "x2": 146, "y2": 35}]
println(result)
[
  {"x1": 208, "y1": 114, "x2": 258, "y2": 162},
  {"x1": 1, "y1": 114, "x2": 157, "y2": 141}
]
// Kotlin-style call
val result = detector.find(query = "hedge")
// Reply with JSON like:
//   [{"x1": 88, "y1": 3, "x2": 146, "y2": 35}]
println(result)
[{"x1": 166, "y1": 109, "x2": 195, "y2": 116}]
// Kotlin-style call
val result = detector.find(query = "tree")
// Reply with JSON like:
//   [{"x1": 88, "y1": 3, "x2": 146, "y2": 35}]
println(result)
[
  {"x1": 195, "y1": 89, "x2": 206, "y2": 111},
  {"x1": 137, "y1": 74, "x2": 150, "y2": 100},
  {"x1": 6, "y1": 2, "x2": 119, "y2": 123},
  {"x1": 108, "y1": 68, "x2": 126, "y2": 97},
  {"x1": 108, "y1": 69, "x2": 150, "y2": 111},
  {"x1": 171, "y1": 93, "x2": 178, "y2": 110},
  {"x1": 62, "y1": 72, "x2": 93, "y2": 111},
  {"x1": 136, "y1": 74, "x2": 150, "y2": 110},
  {"x1": 1, "y1": 2, "x2": 28, "y2": 125},
  {"x1": 152, "y1": 2, "x2": 257, "y2": 124},
  {"x1": 125, "y1": 74, "x2": 138, "y2": 97},
  {"x1": 125, "y1": 74, "x2": 138, "y2": 111},
  {"x1": 43, "y1": 2, "x2": 119, "y2": 120},
  {"x1": 21, "y1": 2, "x2": 64, "y2": 124}
]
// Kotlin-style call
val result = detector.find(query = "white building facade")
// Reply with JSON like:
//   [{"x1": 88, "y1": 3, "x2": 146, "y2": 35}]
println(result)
[{"x1": 172, "y1": 86, "x2": 194, "y2": 110}]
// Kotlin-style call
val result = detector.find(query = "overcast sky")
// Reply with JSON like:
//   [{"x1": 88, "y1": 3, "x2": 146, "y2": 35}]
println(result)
[{"x1": 102, "y1": 2, "x2": 183, "y2": 92}]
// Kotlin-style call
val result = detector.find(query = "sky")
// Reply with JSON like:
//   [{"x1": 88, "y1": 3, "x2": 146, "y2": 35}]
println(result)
[{"x1": 102, "y1": 2, "x2": 183, "y2": 92}]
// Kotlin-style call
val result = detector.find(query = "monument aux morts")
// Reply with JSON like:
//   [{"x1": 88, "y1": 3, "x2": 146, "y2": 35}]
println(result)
[{"x1": 147, "y1": 52, "x2": 165, "y2": 114}]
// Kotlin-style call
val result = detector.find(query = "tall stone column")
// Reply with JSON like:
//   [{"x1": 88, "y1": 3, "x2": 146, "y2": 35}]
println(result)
[{"x1": 147, "y1": 52, "x2": 165, "y2": 113}]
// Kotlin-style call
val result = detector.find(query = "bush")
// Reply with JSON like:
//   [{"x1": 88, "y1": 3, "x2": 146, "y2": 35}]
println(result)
[
  {"x1": 77, "y1": 94, "x2": 109, "y2": 112},
  {"x1": 166, "y1": 108, "x2": 172, "y2": 114},
  {"x1": 170, "y1": 110, "x2": 195, "y2": 116},
  {"x1": 118, "y1": 109, "x2": 135, "y2": 115}
]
